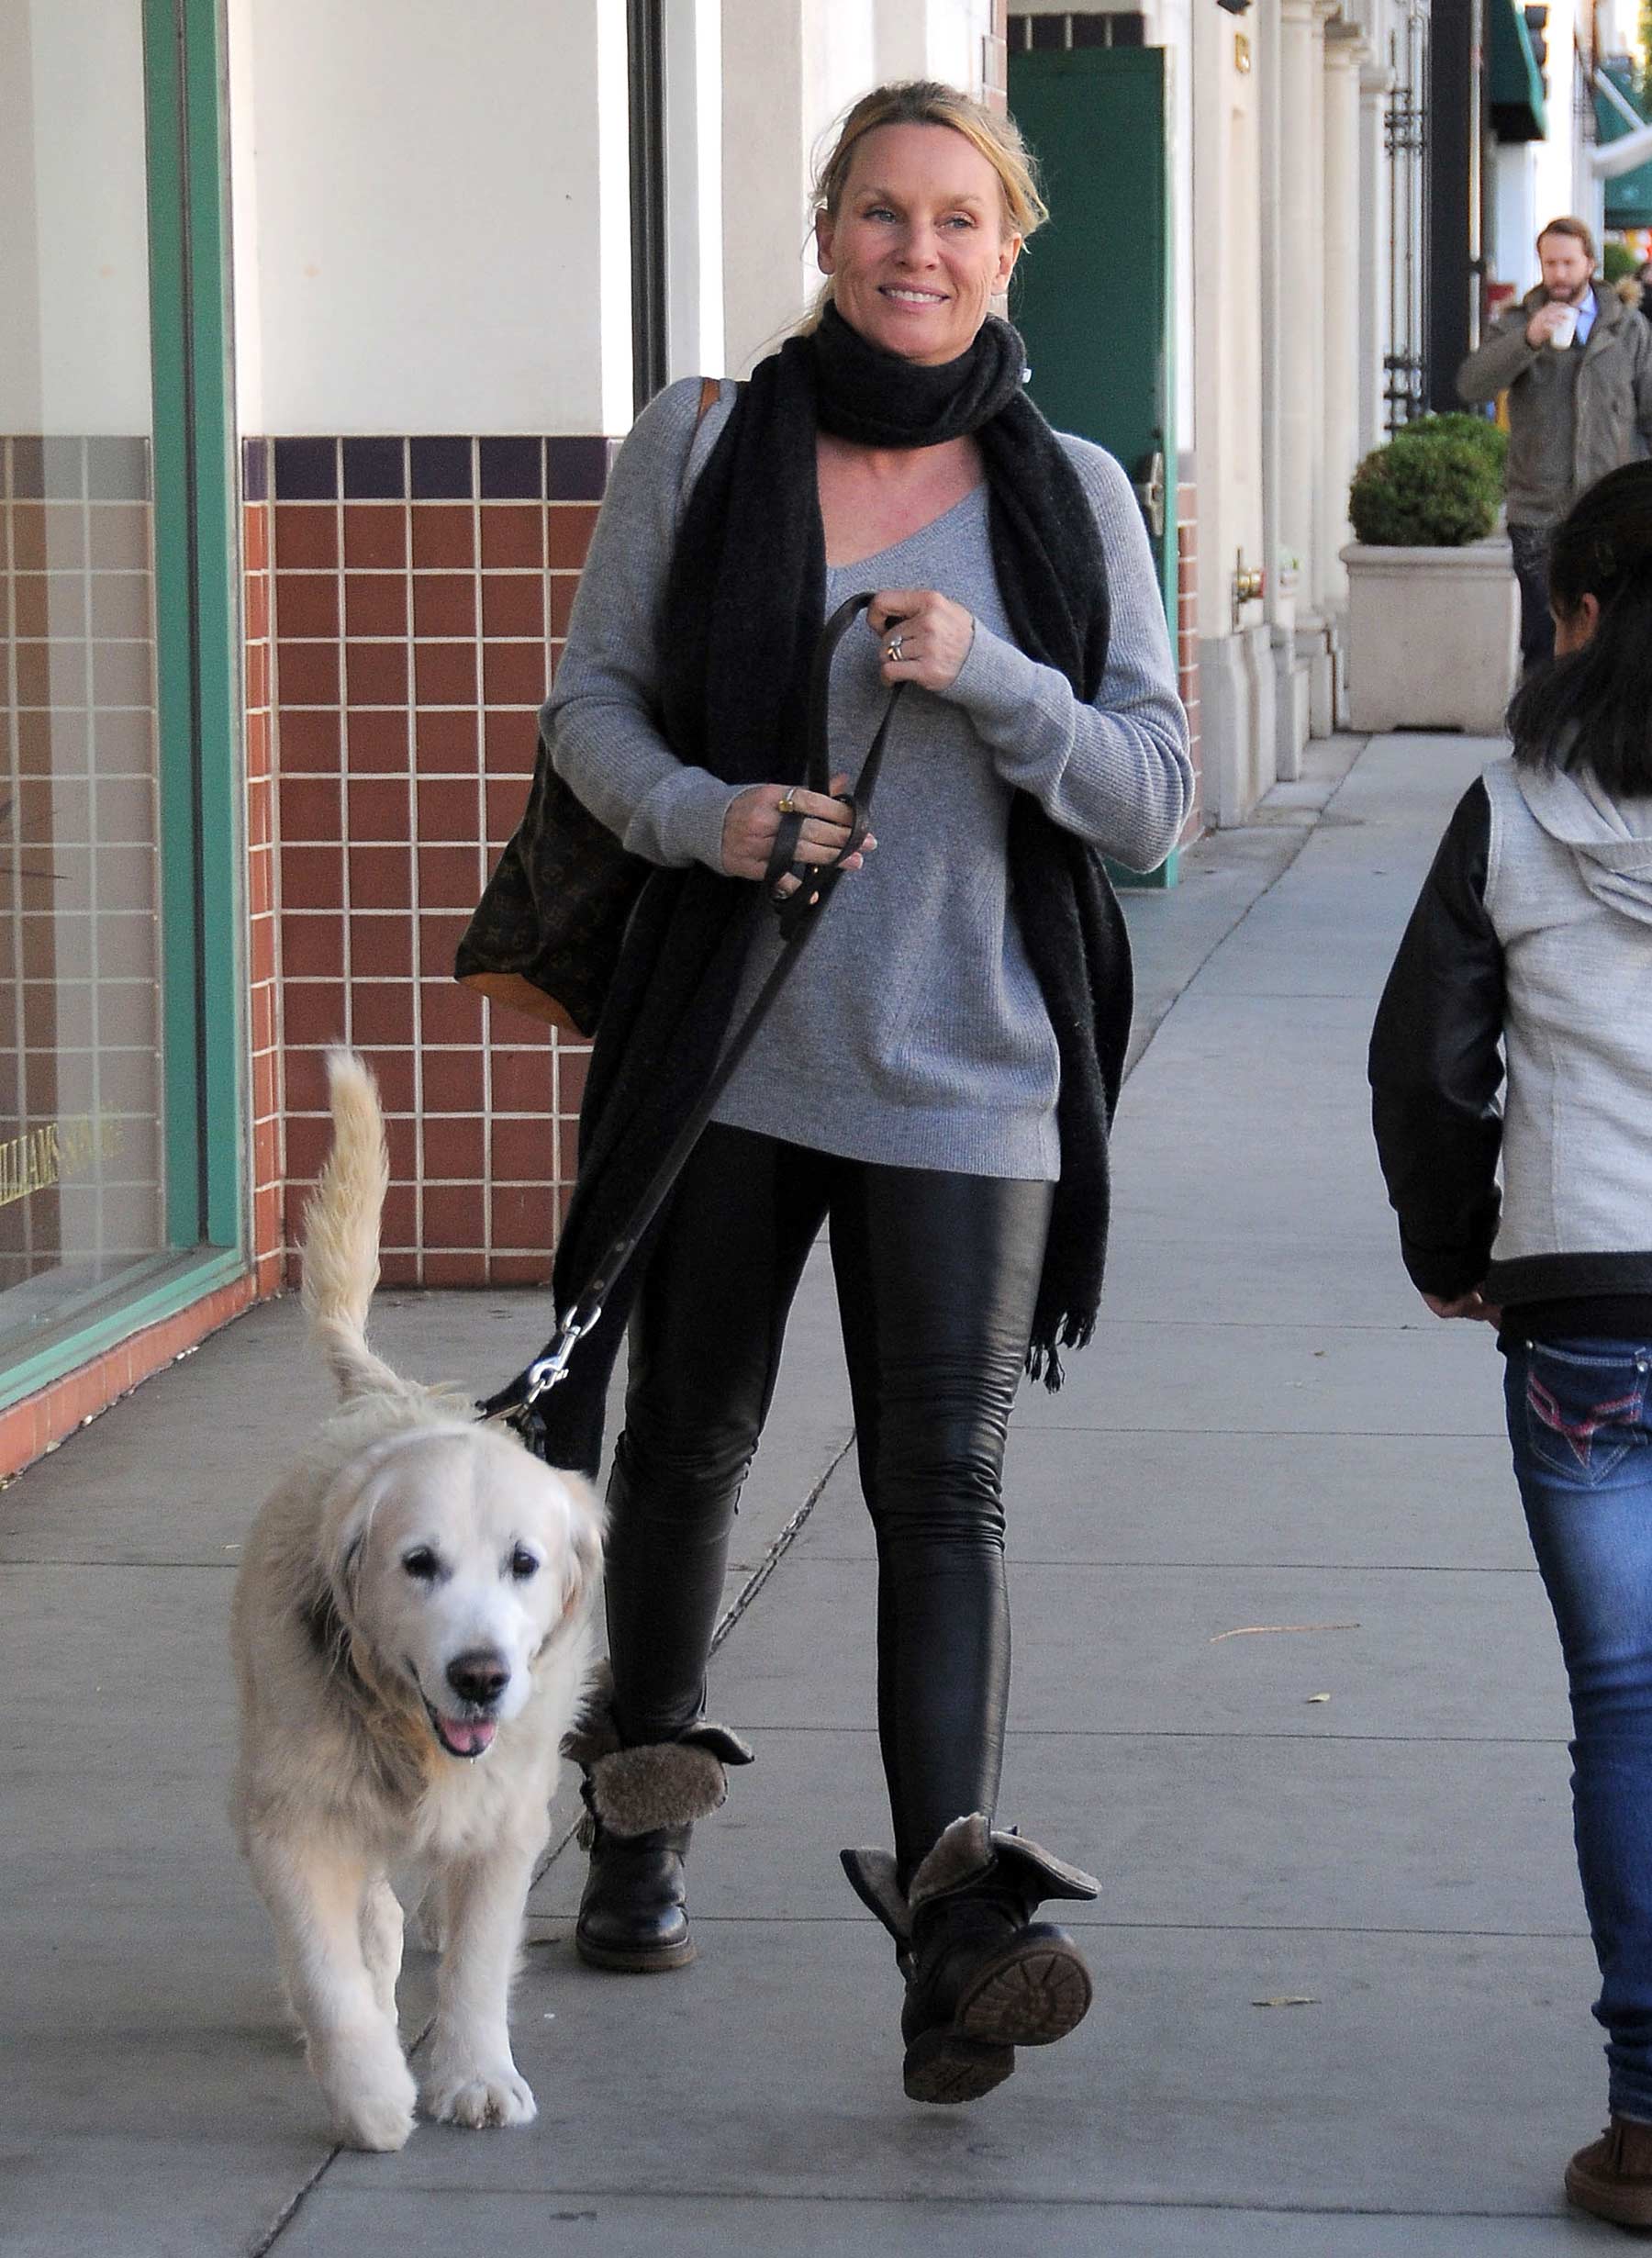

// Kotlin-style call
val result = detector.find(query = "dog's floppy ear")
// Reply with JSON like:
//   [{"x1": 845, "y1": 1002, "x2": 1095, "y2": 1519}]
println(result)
[
  {"x1": 553, "y1": 1470, "x2": 604, "y2": 1628},
  {"x1": 318, "y1": 1456, "x2": 394, "y2": 1619}
]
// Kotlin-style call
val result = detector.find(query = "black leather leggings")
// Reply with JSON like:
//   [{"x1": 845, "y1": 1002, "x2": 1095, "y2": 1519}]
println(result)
[{"x1": 604, "y1": 1123, "x2": 1054, "y2": 1878}]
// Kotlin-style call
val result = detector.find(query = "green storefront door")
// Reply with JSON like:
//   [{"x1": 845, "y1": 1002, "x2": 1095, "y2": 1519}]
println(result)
[
  {"x1": 1008, "y1": 45, "x2": 1178, "y2": 630},
  {"x1": 1007, "y1": 43, "x2": 1178, "y2": 886}
]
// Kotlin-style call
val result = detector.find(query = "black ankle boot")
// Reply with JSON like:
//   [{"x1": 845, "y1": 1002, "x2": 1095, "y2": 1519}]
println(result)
[
  {"x1": 564, "y1": 1667, "x2": 752, "y2": 1974},
  {"x1": 575, "y1": 1805, "x2": 698, "y2": 1972},
  {"x1": 843, "y1": 1814, "x2": 1099, "y2": 2103}
]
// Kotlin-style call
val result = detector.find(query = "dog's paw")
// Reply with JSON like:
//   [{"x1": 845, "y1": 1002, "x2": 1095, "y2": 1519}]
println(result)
[
  {"x1": 319, "y1": 2045, "x2": 418, "y2": 2152},
  {"x1": 422, "y1": 2062, "x2": 537, "y2": 2130},
  {"x1": 331, "y1": 2083, "x2": 418, "y2": 2152}
]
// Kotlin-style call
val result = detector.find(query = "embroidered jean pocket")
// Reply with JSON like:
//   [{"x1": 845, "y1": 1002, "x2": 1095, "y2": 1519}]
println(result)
[{"x1": 1524, "y1": 1342, "x2": 1650, "y2": 1485}]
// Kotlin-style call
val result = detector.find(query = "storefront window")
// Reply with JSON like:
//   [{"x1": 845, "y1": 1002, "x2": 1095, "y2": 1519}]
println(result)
[{"x1": 0, "y1": 0, "x2": 234, "y2": 1378}]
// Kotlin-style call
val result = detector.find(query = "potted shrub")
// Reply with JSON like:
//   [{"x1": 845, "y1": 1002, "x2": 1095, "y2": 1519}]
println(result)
[{"x1": 1341, "y1": 418, "x2": 1518, "y2": 734}]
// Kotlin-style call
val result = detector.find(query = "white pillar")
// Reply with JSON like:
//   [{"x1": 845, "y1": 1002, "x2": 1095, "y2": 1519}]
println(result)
[
  {"x1": 720, "y1": 0, "x2": 812, "y2": 374},
  {"x1": 1318, "y1": 21, "x2": 1367, "y2": 619},
  {"x1": 1277, "y1": 0, "x2": 1328, "y2": 600},
  {"x1": 1356, "y1": 55, "x2": 1395, "y2": 461},
  {"x1": 1273, "y1": 0, "x2": 1335, "y2": 757},
  {"x1": 664, "y1": 0, "x2": 725, "y2": 383},
  {"x1": 237, "y1": 0, "x2": 631, "y2": 434}
]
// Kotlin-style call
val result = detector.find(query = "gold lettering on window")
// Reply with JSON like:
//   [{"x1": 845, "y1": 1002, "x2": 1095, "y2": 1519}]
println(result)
[{"x1": 0, "y1": 1115, "x2": 125, "y2": 1207}]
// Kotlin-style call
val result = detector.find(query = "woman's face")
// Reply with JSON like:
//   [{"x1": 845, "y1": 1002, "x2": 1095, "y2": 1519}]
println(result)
[{"x1": 815, "y1": 123, "x2": 1021, "y2": 368}]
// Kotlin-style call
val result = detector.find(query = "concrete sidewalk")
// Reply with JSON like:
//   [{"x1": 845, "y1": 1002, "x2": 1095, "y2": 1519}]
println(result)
[{"x1": 0, "y1": 733, "x2": 1611, "y2": 2255}]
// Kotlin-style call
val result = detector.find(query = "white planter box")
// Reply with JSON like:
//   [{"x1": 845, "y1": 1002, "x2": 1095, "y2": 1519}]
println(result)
[{"x1": 1340, "y1": 537, "x2": 1519, "y2": 734}]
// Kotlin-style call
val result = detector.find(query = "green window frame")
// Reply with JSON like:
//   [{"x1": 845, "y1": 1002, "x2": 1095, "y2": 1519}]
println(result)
[{"x1": 0, "y1": 0, "x2": 247, "y2": 1413}]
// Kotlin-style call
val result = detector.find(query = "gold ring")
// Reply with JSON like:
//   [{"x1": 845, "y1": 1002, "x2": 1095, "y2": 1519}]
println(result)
[
  {"x1": 776, "y1": 789, "x2": 798, "y2": 816},
  {"x1": 886, "y1": 634, "x2": 905, "y2": 663}
]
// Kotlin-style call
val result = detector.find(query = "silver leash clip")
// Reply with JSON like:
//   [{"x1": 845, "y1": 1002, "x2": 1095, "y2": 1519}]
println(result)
[{"x1": 519, "y1": 1303, "x2": 602, "y2": 1409}]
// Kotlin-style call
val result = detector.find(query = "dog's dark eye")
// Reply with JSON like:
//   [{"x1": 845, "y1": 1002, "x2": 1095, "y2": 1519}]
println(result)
[
  {"x1": 402, "y1": 1547, "x2": 441, "y2": 1582},
  {"x1": 508, "y1": 1548, "x2": 541, "y2": 1582}
]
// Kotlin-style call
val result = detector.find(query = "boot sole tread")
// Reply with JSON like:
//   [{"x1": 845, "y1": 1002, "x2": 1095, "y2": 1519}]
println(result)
[
  {"x1": 902, "y1": 2029, "x2": 1014, "y2": 2106},
  {"x1": 955, "y1": 1938, "x2": 1092, "y2": 2048}
]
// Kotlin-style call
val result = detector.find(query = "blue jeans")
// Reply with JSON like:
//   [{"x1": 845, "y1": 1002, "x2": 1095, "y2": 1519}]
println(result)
[{"x1": 1504, "y1": 1336, "x2": 1652, "y2": 2119}]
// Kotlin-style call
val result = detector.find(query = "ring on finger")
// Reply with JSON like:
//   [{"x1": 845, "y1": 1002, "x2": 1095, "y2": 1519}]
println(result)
[
  {"x1": 776, "y1": 789, "x2": 798, "y2": 816},
  {"x1": 885, "y1": 633, "x2": 905, "y2": 663}
]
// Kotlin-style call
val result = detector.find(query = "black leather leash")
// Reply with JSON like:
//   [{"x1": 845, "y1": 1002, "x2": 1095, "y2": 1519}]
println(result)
[{"x1": 479, "y1": 590, "x2": 903, "y2": 1434}]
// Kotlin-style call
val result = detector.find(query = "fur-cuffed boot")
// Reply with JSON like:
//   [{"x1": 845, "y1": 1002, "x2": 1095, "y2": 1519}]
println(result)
[
  {"x1": 564, "y1": 1665, "x2": 752, "y2": 1973},
  {"x1": 842, "y1": 1814, "x2": 1099, "y2": 2103}
]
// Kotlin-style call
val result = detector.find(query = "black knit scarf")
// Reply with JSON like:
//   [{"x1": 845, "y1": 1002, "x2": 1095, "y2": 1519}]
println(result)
[{"x1": 532, "y1": 307, "x2": 1133, "y2": 1477}]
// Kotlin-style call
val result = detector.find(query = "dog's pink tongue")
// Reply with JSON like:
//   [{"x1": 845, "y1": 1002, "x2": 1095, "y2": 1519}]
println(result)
[{"x1": 442, "y1": 1716, "x2": 497, "y2": 1757}]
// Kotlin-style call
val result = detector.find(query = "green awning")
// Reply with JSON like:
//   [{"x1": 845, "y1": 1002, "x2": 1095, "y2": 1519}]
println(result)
[
  {"x1": 1596, "y1": 60, "x2": 1652, "y2": 230},
  {"x1": 1490, "y1": 0, "x2": 1546, "y2": 143}
]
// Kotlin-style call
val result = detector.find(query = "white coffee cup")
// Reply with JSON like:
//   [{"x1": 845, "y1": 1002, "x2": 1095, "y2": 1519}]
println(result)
[{"x1": 1549, "y1": 303, "x2": 1579, "y2": 350}]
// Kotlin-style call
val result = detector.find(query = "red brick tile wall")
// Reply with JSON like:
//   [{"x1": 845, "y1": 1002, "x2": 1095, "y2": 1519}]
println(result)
[
  {"x1": 242, "y1": 472, "x2": 285, "y2": 1291},
  {"x1": 267, "y1": 437, "x2": 610, "y2": 1288},
  {"x1": 1177, "y1": 469, "x2": 1204, "y2": 844}
]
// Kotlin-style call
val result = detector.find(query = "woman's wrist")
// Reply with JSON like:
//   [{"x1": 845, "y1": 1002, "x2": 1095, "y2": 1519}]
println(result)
[
  {"x1": 631, "y1": 767, "x2": 750, "y2": 871},
  {"x1": 939, "y1": 616, "x2": 1032, "y2": 714}
]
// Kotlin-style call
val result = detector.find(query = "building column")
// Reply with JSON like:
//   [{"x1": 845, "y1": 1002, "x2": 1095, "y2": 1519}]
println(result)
[
  {"x1": 1271, "y1": 0, "x2": 1333, "y2": 766},
  {"x1": 1276, "y1": 0, "x2": 1326, "y2": 595},
  {"x1": 1356, "y1": 55, "x2": 1396, "y2": 461},
  {"x1": 1317, "y1": 20, "x2": 1367, "y2": 649},
  {"x1": 720, "y1": 0, "x2": 810, "y2": 374}
]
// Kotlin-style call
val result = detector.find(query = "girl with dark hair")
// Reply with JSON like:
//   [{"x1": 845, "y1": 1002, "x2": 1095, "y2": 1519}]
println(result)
[{"x1": 1369, "y1": 459, "x2": 1652, "y2": 2226}]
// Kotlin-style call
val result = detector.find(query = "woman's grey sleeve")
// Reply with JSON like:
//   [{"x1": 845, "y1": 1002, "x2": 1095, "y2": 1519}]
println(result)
[
  {"x1": 541, "y1": 378, "x2": 745, "y2": 872},
  {"x1": 941, "y1": 444, "x2": 1193, "y2": 873}
]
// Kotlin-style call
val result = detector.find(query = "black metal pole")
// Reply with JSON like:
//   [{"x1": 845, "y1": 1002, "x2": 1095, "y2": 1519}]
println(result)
[
  {"x1": 1425, "y1": 0, "x2": 1480, "y2": 408},
  {"x1": 627, "y1": 0, "x2": 669, "y2": 413}
]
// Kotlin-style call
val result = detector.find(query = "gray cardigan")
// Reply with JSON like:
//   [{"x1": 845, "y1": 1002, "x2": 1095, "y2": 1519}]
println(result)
[{"x1": 544, "y1": 375, "x2": 1191, "y2": 1180}]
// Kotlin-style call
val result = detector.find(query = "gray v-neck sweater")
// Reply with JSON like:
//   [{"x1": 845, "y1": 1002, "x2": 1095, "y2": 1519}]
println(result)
[{"x1": 543, "y1": 375, "x2": 1192, "y2": 1180}]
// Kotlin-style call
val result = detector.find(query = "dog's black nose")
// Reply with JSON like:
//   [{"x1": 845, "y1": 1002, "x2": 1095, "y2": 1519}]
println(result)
[{"x1": 446, "y1": 1649, "x2": 509, "y2": 1707}]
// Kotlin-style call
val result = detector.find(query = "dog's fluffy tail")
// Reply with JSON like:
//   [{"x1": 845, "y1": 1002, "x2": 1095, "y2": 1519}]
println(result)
[{"x1": 301, "y1": 1049, "x2": 409, "y2": 1405}]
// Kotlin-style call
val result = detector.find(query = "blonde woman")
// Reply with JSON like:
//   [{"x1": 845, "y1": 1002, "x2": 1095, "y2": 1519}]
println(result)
[{"x1": 540, "y1": 80, "x2": 1189, "y2": 2102}]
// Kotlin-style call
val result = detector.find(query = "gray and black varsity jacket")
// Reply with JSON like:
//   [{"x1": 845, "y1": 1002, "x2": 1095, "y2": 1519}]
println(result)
[{"x1": 1369, "y1": 755, "x2": 1652, "y2": 1326}]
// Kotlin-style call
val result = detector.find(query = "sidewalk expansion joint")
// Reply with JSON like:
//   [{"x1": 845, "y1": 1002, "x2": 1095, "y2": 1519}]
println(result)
[
  {"x1": 247, "y1": 2151, "x2": 337, "y2": 2256},
  {"x1": 528, "y1": 1433, "x2": 856, "y2": 1891},
  {"x1": 730, "y1": 1724, "x2": 1568, "y2": 1745},
  {"x1": 670, "y1": 1914, "x2": 1590, "y2": 1939},
  {"x1": 801, "y1": 1553, "x2": 1538, "y2": 1574},
  {"x1": 314, "y1": 2183, "x2": 1582, "y2": 2222},
  {"x1": 709, "y1": 1434, "x2": 855, "y2": 1657}
]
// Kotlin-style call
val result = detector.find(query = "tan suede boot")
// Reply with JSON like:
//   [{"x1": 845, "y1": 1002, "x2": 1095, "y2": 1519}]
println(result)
[{"x1": 1566, "y1": 2116, "x2": 1652, "y2": 2227}]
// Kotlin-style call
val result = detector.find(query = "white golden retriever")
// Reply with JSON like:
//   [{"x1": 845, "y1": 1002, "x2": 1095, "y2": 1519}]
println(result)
[{"x1": 230, "y1": 1049, "x2": 601, "y2": 2152}]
